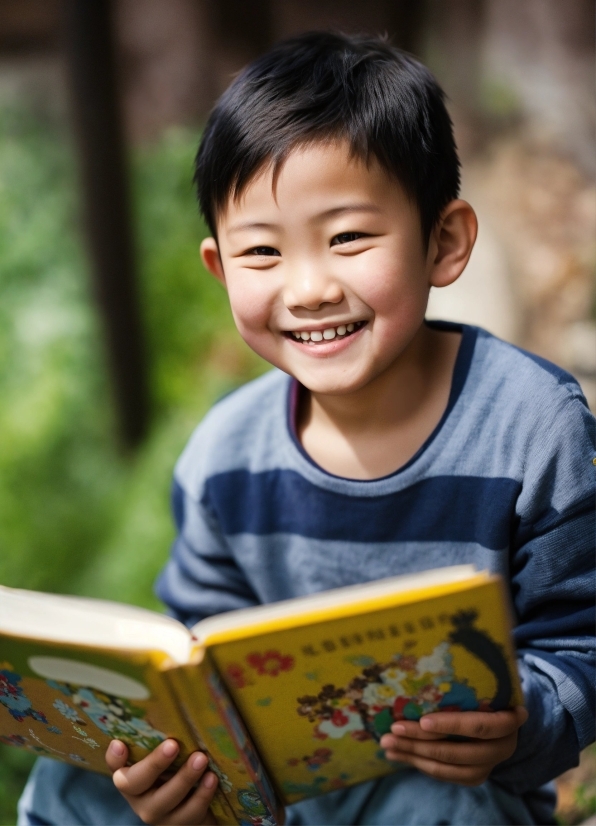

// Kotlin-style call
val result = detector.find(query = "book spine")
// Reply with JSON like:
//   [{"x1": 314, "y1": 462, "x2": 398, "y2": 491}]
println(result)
[
  {"x1": 203, "y1": 652, "x2": 283, "y2": 823},
  {"x1": 166, "y1": 661, "x2": 282, "y2": 825},
  {"x1": 163, "y1": 667, "x2": 241, "y2": 825}
]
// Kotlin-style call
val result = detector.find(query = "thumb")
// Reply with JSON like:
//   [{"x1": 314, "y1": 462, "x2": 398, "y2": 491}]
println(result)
[{"x1": 105, "y1": 739, "x2": 129, "y2": 772}]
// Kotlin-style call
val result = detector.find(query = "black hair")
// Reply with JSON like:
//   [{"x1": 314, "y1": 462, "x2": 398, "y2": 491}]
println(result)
[{"x1": 194, "y1": 31, "x2": 460, "y2": 244}]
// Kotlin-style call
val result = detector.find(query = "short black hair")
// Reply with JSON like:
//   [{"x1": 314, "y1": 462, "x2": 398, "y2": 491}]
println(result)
[{"x1": 194, "y1": 31, "x2": 460, "y2": 244}]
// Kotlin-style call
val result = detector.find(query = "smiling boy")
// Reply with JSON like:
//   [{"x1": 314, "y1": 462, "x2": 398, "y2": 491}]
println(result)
[{"x1": 19, "y1": 31, "x2": 594, "y2": 826}]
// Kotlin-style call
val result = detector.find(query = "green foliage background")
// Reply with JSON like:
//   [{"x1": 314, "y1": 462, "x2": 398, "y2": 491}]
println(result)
[
  {"x1": 0, "y1": 104, "x2": 265, "y2": 823},
  {"x1": 1, "y1": 98, "x2": 594, "y2": 826}
]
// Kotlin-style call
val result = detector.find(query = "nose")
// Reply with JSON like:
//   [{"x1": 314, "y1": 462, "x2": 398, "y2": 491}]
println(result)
[{"x1": 283, "y1": 264, "x2": 343, "y2": 311}]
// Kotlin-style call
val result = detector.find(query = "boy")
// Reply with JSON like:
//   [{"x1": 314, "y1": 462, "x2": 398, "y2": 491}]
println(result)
[{"x1": 20, "y1": 32, "x2": 594, "y2": 826}]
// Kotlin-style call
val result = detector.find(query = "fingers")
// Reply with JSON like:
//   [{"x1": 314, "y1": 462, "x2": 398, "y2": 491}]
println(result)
[
  {"x1": 113, "y1": 739, "x2": 180, "y2": 797},
  {"x1": 417, "y1": 706, "x2": 528, "y2": 739},
  {"x1": 164, "y1": 771, "x2": 219, "y2": 826},
  {"x1": 381, "y1": 746, "x2": 493, "y2": 786},
  {"x1": 379, "y1": 709, "x2": 528, "y2": 786},
  {"x1": 142, "y1": 753, "x2": 212, "y2": 822},
  {"x1": 387, "y1": 722, "x2": 444, "y2": 741},
  {"x1": 105, "y1": 740, "x2": 129, "y2": 772},
  {"x1": 111, "y1": 742, "x2": 218, "y2": 825},
  {"x1": 380, "y1": 729, "x2": 517, "y2": 767}
]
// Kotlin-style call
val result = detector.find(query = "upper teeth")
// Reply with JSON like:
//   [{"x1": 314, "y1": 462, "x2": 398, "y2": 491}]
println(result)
[{"x1": 291, "y1": 322, "x2": 357, "y2": 341}]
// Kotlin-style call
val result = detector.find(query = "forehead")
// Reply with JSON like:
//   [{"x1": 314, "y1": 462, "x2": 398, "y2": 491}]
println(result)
[{"x1": 217, "y1": 141, "x2": 410, "y2": 231}]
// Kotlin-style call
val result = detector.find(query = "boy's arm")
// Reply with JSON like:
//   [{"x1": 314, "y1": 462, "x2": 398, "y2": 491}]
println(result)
[
  {"x1": 491, "y1": 391, "x2": 595, "y2": 792},
  {"x1": 383, "y1": 390, "x2": 594, "y2": 792},
  {"x1": 155, "y1": 476, "x2": 261, "y2": 625}
]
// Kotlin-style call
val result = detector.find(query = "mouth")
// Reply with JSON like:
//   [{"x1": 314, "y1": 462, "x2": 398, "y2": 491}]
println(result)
[{"x1": 284, "y1": 320, "x2": 367, "y2": 345}]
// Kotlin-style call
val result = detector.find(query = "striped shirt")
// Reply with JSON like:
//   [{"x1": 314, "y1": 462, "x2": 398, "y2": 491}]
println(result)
[{"x1": 156, "y1": 322, "x2": 595, "y2": 817}]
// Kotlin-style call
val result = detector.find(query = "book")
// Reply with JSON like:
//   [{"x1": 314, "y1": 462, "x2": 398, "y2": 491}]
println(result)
[{"x1": 0, "y1": 565, "x2": 522, "y2": 824}]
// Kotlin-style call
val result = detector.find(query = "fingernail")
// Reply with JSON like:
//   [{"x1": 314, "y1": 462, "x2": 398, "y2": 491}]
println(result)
[
  {"x1": 391, "y1": 723, "x2": 406, "y2": 735},
  {"x1": 203, "y1": 773, "x2": 217, "y2": 789},
  {"x1": 192, "y1": 753, "x2": 207, "y2": 772},
  {"x1": 110, "y1": 741, "x2": 125, "y2": 756},
  {"x1": 162, "y1": 740, "x2": 178, "y2": 758}
]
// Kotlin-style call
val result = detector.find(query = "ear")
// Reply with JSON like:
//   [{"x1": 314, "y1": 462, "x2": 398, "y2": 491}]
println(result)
[
  {"x1": 428, "y1": 199, "x2": 478, "y2": 289},
  {"x1": 200, "y1": 237, "x2": 226, "y2": 286}
]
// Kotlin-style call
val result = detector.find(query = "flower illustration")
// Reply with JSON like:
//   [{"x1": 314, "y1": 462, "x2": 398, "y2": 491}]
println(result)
[
  {"x1": 46, "y1": 726, "x2": 62, "y2": 735},
  {"x1": 394, "y1": 654, "x2": 418, "y2": 672},
  {"x1": 1, "y1": 734, "x2": 28, "y2": 747},
  {"x1": 68, "y1": 753, "x2": 87, "y2": 763},
  {"x1": 416, "y1": 643, "x2": 452, "y2": 680},
  {"x1": 380, "y1": 667, "x2": 407, "y2": 693},
  {"x1": 46, "y1": 680, "x2": 71, "y2": 696},
  {"x1": 318, "y1": 708, "x2": 363, "y2": 739},
  {"x1": 0, "y1": 669, "x2": 48, "y2": 725},
  {"x1": 362, "y1": 681, "x2": 398, "y2": 708},
  {"x1": 226, "y1": 662, "x2": 251, "y2": 689},
  {"x1": 246, "y1": 650, "x2": 294, "y2": 677},
  {"x1": 53, "y1": 699, "x2": 82, "y2": 722}
]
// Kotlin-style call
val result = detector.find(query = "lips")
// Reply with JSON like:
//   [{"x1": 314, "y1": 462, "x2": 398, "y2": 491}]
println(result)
[{"x1": 285, "y1": 320, "x2": 366, "y2": 344}]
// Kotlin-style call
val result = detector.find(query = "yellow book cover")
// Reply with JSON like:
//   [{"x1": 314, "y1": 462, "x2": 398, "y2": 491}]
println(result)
[
  {"x1": 0, "y1": 566, "x2": 522, "y2": 821},
  {"x1": 0, "y1": 588, "x2": 280, "y2": 825},
  {"x1": 201, "y1": 573, "x2": 522, "y2": 805}
]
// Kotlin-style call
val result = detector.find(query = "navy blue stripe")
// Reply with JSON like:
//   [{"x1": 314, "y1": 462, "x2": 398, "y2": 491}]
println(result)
[
  {"x1": 171, "y1": 478, "x2": 185, "y2": 532},
  {"x1": 203, "y1": 469, "x2": 521, "y2": 550}
]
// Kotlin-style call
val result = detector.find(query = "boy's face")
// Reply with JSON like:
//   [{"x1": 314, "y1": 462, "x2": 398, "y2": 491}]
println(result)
[{"x1": 202, "y1": 142, "x2": 451, "y2": 396}]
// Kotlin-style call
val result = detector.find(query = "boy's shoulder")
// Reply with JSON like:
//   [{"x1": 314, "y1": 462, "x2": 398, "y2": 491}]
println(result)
[
  {"x1": 175, "y1": 369, "x2": 290, "y2": 493},
  {"x1": 468, "y1": 325, "x2": 589, "y2": 416}
]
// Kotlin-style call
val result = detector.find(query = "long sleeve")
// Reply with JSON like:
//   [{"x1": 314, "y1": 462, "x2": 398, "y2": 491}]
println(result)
[
  {"x1": 492, "y1": 390, "x2": 595, "y2": 792},
  {"x1": 155, "y1": 476, "x2": 261, "y2": 628}
]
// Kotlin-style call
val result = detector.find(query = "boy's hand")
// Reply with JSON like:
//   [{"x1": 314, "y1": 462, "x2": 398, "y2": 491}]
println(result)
[
  {"x1": 379, "y1": 706, "x2": 528, "y2": 786},
  {"x1": 105, "y1": 739, "x2": 218, "y2": 825}
]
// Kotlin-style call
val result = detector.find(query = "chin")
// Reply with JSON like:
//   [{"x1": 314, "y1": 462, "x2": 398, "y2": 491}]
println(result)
[{"x1": 297, "y1": 371, "x2": 370, "y2": 396}]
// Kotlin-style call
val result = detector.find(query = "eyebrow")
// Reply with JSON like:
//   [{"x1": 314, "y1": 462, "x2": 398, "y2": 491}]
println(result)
[
  {"x1": 227, "y1": 204, "x2": 381, "y2": 235},
  {"x1": 317, "y1": 203, "x2": 382, "y2": 220},
  {"x1": 227, "y1": 221, "x2": 280, "y2": 235}
]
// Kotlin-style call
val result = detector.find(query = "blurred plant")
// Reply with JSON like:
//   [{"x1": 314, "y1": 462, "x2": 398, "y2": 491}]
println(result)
[{"x1": 0, "y1": 106, "x2": 265, "y2": 819}]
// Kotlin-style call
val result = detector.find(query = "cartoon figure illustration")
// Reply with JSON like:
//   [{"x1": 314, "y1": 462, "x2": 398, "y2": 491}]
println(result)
[
  {"x1": 0, "y1": 668, "x2": 48, "y2": 726},
  {"x1": 296, "y1": 611, "x2": 510, "y2": 743}
]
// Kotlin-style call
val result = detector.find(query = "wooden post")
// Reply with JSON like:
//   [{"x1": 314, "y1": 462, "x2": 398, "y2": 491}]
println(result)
[{"x1": 63, "y1": 0, "x2": 149, "y2": 450}]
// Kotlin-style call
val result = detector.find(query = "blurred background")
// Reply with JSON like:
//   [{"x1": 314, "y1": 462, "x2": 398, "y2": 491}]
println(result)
[{"x1": 0, "y1": 1, "x2": 594, "y2": 822}]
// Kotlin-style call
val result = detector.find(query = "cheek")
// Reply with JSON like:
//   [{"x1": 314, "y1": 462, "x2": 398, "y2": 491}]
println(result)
[
  {"x1": 349, "y1": 250, "x2": 428, "y2": 316},
  {"x1": 226, "y1": 276, "x2": 273, "y2": 335}
]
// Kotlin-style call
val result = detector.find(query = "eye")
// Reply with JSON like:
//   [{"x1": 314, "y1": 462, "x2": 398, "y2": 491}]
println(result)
[
  {"x1": 247, "y1": 246, "x2": 281, "y2": 256},
  {"x1": 331, "y1": 232, "x2": 366, "y2": 246}
]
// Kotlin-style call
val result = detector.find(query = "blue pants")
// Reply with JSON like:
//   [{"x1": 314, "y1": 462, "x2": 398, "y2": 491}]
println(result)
[{"x1": 18, "y1": 758, "x2": 555, "y2": 825}]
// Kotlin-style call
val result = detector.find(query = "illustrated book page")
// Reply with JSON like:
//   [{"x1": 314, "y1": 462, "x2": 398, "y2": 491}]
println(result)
[{"x1": 199, "y1": 574, "x2": 522, "y2": 805}]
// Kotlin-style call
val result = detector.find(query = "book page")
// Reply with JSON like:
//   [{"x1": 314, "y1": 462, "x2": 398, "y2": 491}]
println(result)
[
  {"x1": 0, "y1": 585, "x2": 192, "y2": 664},
  {"x1": 192, "y1": 565, "x2": 483, "y2": 645}
]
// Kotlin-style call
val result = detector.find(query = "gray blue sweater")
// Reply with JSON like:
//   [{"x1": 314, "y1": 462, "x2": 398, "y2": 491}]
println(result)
[{"x1": 156, "y1": 322, "x2": 595, "y2": 823}]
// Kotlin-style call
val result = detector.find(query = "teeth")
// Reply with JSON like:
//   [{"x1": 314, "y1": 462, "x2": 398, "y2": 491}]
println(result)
[{"x1": 290, "y1": 322, "x2": 362, "y2": 342}]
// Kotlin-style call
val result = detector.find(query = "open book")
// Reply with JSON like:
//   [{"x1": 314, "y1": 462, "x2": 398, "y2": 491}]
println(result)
[{"x1": 0, "y1": 566, "x2": 522, "y2": 825}]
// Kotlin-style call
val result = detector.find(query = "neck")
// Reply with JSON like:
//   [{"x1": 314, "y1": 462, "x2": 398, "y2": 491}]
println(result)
[{"x1": 303, "y1": 324, "x2": 445, "y2": 437}]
